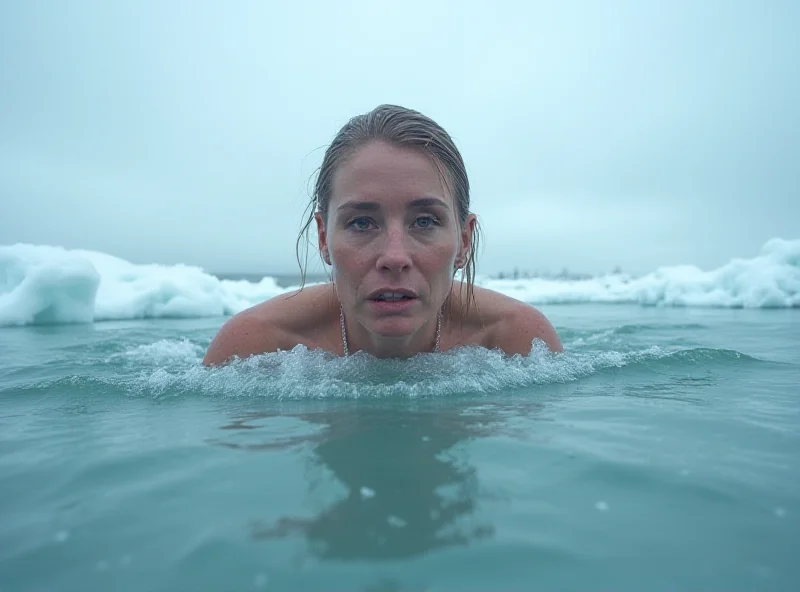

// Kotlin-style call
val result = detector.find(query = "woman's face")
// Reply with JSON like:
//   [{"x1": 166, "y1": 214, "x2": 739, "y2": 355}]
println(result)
[{"x1": 317, "y1": 140, "x2": 474, "y2": 342}]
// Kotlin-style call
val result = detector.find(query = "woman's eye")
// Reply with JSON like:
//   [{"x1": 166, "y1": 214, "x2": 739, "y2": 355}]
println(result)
[
  {"x1": 348, "y1": 217, "x2": 373, "y2": 231},
  {"x1": 414, "y1": 215, "x2": 439, "y2": 229}
]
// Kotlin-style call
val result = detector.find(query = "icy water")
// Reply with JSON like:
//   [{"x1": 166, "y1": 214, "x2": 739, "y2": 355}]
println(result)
[{"x1": 1, "y1": 305, "x2": 798, "y2": 591}]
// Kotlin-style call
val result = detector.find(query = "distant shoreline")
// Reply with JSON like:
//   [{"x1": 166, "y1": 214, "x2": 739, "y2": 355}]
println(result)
[{"x1": 211, "y1": 272, "x2": 329, "y2": 288}]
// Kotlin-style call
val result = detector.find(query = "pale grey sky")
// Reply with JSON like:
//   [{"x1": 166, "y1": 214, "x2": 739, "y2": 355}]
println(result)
[{"x1": 1, "y1": 0, "x2": 798, "y2": 276}]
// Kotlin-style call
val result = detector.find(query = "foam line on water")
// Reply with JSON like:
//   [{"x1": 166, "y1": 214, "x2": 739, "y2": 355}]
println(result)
[
  {"x1": 2, "y1": 333, "x2": 767, "y2": 399},
  {"x1": 84, "y1": 341, "x2": 762, "y2": 400}
]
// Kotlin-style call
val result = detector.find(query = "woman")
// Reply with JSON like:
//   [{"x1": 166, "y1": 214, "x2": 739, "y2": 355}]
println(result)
[{"x1": 203, "y1": 105, "x2": 562, "y2": 365}]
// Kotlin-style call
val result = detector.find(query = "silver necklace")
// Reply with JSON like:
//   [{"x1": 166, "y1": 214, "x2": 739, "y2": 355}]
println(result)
[{"x1": 340, "y1": 306, "x2": 442, "y2": 356}]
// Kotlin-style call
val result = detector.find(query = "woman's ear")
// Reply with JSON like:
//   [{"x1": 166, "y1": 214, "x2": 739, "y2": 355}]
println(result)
[
  {"x1": 315, "y1": 213, "x2": 332, "y2": 265},
  {"x1": 458, "y1": 214, "x2": 477, "y2": 267}
]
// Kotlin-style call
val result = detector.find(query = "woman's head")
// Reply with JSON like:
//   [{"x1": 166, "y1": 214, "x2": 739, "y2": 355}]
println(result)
[{"x1": 297, "y1": 105, "x2": 481, "y2": 340}]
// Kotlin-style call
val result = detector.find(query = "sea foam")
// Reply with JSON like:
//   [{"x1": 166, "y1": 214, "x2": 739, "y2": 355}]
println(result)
[
  {"x1": 0, "y1": 244, "x2": 286, "y2": 326},
  {"x1": 481, "y1": 238, "x2": 799, "y2": 309},
  {"x1": 0, "y1": 238, "x2": 797, "y2": 326}
]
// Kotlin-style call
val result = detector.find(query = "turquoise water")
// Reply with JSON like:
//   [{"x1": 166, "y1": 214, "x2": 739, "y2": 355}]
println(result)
[{"x1": 1, "y1": 305, "x2": 798, "y2": 591}]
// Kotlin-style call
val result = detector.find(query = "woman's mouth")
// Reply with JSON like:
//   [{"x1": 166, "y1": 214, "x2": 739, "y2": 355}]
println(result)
[
  {"x1": 372, "y1": 292, "x2": 414, "y2": 302},
  {"x1": 367, "y1": 291, "x2": 418, "y2": 313}
]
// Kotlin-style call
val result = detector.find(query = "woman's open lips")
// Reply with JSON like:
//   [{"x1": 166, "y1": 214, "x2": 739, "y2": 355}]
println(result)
[{"x1": 367, "y1": 291, "x2": 418, "y2": 314}]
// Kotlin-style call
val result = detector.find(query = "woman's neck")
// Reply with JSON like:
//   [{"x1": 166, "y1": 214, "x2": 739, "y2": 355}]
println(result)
[{"x1": 340, "y1": 307, "x2": 442, "y2": 358}]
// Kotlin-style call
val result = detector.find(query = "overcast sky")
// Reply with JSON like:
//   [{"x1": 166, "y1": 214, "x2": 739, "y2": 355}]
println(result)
[{"x1": 1, "y1": 0, "x2": 798, "y2": 276}]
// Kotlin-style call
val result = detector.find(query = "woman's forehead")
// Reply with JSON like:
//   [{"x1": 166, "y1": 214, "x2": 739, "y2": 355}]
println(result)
[{"x1": 331, "y1": 141, "x2": 453, "y2": 207}]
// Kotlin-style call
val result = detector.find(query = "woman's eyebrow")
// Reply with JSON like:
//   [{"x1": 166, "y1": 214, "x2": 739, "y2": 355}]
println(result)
[
  {"x1": 408, "y1": 197, "x2": 449, "y2": 209},
  {"x1": 336, "y1": 197, "x2": 449, "y2": 212},
  {"x1": 336, "y1": 201, "x2": 380, "y2": 212}
]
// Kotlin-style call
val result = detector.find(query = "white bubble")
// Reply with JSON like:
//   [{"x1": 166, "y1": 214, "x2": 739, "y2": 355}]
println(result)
[
  {"x1": 96, "y1": 561, "x2": 109, "y2": 571},
  {"x1": 387, "y1": 515, "x2": 407, "y2": 528},
  {"x1": 595, "y1": 501, "x2": 609, "y2": 512},
  {"x1": 120, "y1": 555, "x2": 132, "y2": 567},
  {"x1": 774, "y1": 507, "x2": 787, "y2": 518},
  {"x1": 360, "y1": 487, "x2": 376, "y2": 498},
  {"x1": 421, "y1": 436, "x2": 430, "y2": 441},
  {"x1": 54, "y1": 530, "x2": 69, "y2": 543}
]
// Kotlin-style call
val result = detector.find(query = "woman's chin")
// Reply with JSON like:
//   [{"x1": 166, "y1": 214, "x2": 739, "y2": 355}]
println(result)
[
  {"x1": 370, "y1": 319, "x2": 417, "y2": 339},
  {"x1": 367, "y1": 318, "x2": 419, "y2": 339}
]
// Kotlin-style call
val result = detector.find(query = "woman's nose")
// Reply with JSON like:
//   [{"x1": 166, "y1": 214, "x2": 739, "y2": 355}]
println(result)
[{"x1": 375, "y1": 227, "x2": 412, "y2": 272}]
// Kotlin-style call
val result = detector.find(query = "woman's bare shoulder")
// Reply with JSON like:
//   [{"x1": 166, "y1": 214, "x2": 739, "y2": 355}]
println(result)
[
  {"x1": 470, "y1": 285, "x2": 563, "y2": 355},
  {"x1": 202, "y1": 284, "x2": 338, "y2": 366}
]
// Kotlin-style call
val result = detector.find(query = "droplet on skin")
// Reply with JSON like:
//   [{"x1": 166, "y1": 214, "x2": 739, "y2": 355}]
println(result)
[
  {"x1": 595, "y1": 501, "x2": 609, "y2": 512},
  {"x1": 360, "y1": 487, "x2": 375, "y2": 498},
  {"x1": 54, "y1": 530, "x2": 69, "y2": 543}
]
